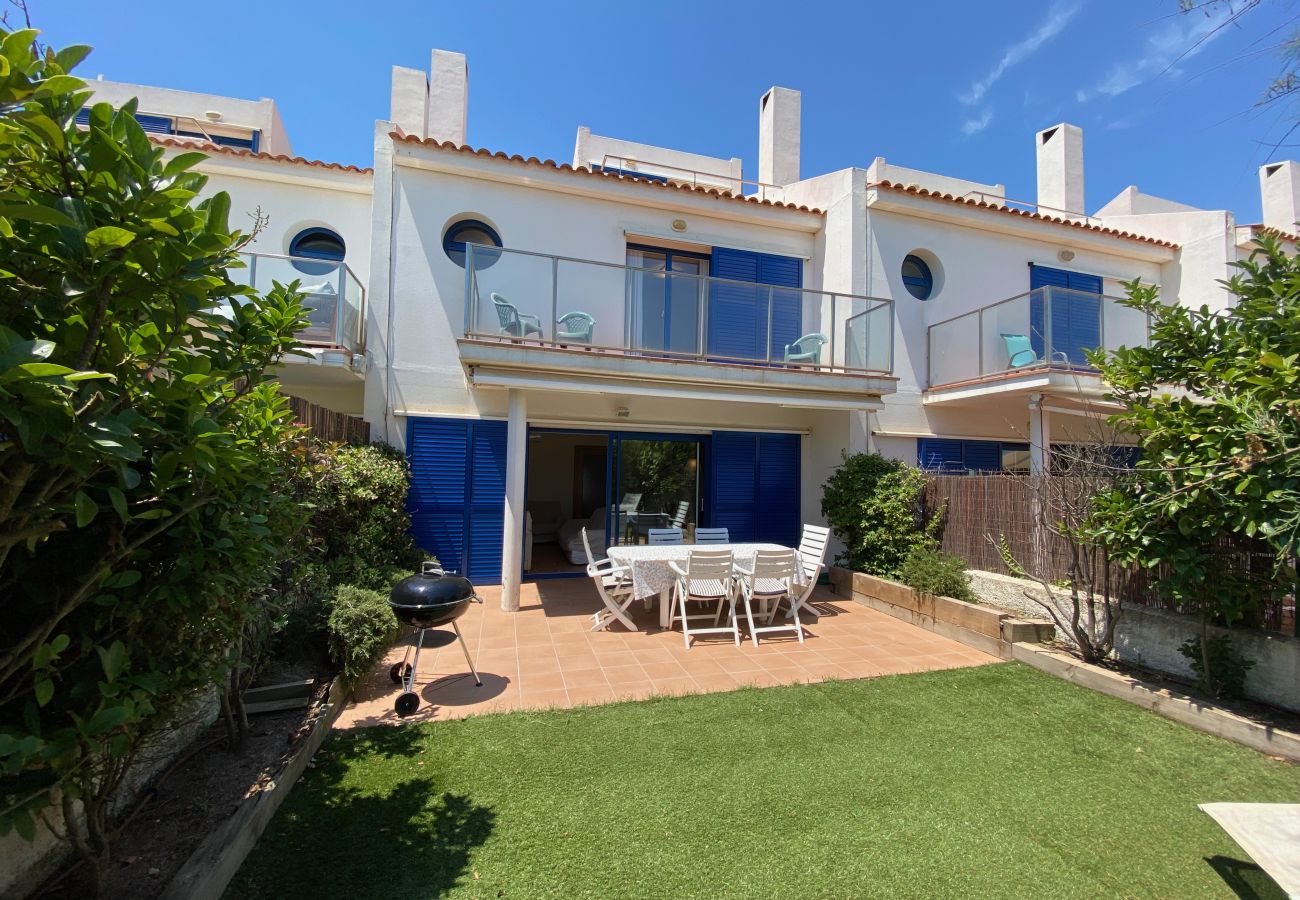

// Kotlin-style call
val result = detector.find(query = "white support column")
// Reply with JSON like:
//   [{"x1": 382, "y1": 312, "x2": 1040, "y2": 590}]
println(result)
[
  {"x1": 501, "y1": 390, "x2": 528, "y2": 612},
  {"x1": 1028, "y1": 392, "x2": 1051, "y2": 476}
]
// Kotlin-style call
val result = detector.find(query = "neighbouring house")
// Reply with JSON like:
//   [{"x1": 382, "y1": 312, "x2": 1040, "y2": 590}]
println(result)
[{"x1": 78, "y1": 49, "x2": 1298, "y2": 611}]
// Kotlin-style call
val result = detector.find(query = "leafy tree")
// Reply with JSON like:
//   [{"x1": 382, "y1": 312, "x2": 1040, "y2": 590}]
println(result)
[
  {"x1": 0, "y1": 27, "x2": 308, "y2": 889},
  {"x1": 1092, "y1": 236, "x2": 1299, "y2": 690},
  {"x1": 821, "y1": 453, "x2": 942, "y2": 577}
]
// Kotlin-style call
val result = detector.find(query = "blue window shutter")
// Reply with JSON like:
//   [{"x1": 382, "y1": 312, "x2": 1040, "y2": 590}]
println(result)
[
  {"x1": 918, "y1": 438, "x2": 965, "y2": 471},
  {"x1": 466, "y1": 421, "x2": 507, "y2": 581},
  {"x1": 708, "y1": 248, "x2": 803, "y2": 361},
  {"x1": 756, "y1": 433, "x2": 800, "y2": 546},
  {"x1": 75, "y1": 108, "x2": 91, "y2": 126},
  {"x1": 1031, "y1": 265, "x2": 1101, "y2": 366},
  {"x1": 407, "y1": 419, "x2": 470, "y2": 577},
  {"x1": 406, "y1": 418, "x2": 508, "y2": 583},
  {"x1": 709, "y1": 431, "x2": 758, "y2": 542},
  {"x1": 708, "y1": 248, "x2": 762, "y2": 359},
  {"x1": 962, "y1": 440, "x2": 1001, "y2": 472},
  {"x1": 133, "y1": 113, "x2": 174, "y2": 135}
]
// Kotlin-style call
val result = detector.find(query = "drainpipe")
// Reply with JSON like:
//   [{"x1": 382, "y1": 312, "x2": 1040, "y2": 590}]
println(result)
[{"x1": 501, "y1": 389, "x2": 528, "y2": 611}]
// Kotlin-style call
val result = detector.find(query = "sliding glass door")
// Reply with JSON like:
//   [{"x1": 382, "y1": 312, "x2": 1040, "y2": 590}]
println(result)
[{"x1": 612, "y1": 436, "x2": 701, "y2": 546}]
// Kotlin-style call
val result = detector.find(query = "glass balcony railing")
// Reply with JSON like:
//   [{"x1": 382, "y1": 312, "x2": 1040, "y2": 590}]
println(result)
[
  {"x1": 462, "y1": 244, "x2": 893, "y2": 375},
  {"x1": 229, "y1": 252, "x2": 365, "y2": 354},
  {"x1": 926, "y1": 286, "x2": 1148, "y2": 388}
]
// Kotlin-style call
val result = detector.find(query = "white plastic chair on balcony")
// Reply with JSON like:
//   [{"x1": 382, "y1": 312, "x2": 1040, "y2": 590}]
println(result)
[
  {"x1": 734, "y1": 548, "x2": 801, "y2": 646},
  {"x1": 582, "y1": 527, "x2": 637, "y2": 632},
  {"x1": 669, "y1": 550, "x2": 740, "y2": 648},
  {"x1": 776, "y1": 524, "x2": 831, "y2": 622},
  {"x1": 647, "y1": 528, "x2": 683, "y2": 545},
  {"x1": 694, "y1": 528, "x2": 729, "y2": 544},
  {"x1": 669, "y1": 501, "x2": 690, "y2": 529}
]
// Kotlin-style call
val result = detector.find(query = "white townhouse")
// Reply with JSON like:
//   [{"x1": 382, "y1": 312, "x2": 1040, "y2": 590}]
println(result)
[{"x1": 81, "y1": 49, "x2": 1298, "y2": 610}]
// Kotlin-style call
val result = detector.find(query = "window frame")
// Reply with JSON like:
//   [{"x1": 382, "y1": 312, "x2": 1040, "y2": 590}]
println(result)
[
  {"x1": 901, "y1": 254, "x2": 934, "y2": 300},
  {"x1": 443, "y1": 219, "x2": 503, "y2": 269}
]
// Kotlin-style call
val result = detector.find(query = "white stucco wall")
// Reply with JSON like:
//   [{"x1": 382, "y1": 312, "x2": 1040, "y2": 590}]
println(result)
[
  {"x1": 84, "y1": 79, "x2": 291, "y2": 154},
  {"x1": 574, "y1": 127, "x2": 743, "y2": 190}
]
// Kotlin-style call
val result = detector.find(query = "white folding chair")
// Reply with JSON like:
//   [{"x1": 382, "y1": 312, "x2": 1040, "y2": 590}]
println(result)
[
  {"x1": 647, "y1": 528, "x2": 683, "y2": 545},
  {"x1": 669, "y1": 500, "x2": 690, "y2": 529},
  {"x1": 735, "y1": 548, "x2": 803, "y2": 646},
  {"x1": 694, "y1": 527, "x2": 729, "y2": 544},
  {"x1": 776, "y1": 524, "x2": 831, "y2": 622},
  {"x1": 582, "y1": 527, "x2": 637, "y2": 632},
  {"x1": 669, "y1": 550, "x2": 739, "y2": 648}
]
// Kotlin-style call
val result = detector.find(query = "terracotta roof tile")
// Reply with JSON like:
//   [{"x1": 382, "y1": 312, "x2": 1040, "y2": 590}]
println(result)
[
  {"x1": 388, "y1": 130, "x2": 823, "y2": 214},
  {"x1": 870, "y1": 180, "x2": 1179, "y2": 249},
  {"x1": 1243, "y1": 223, "x2": 1300, "y2": 243},
  {"x1": 151, "y1": 135, "x2": 373, "y2": 174}
]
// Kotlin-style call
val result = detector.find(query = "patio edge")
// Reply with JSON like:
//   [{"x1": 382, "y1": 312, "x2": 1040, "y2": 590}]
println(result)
[
  {"x1": 158, "y1": 675, "x2": 348, "y2": 900},
  {"x1": 1012, "y1": 642, "x2": 1300, "y2": 763}
]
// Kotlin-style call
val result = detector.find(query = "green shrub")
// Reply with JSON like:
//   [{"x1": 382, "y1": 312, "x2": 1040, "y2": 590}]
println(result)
[
  {"x1": 1178, "y1": 635, "x2": 1255, "y2": 699},
  {"x1": 821, "y1": 453, "x2": 943, "y2": 577},
  {"x1": 898, "y1": 546, "x2": 977, "y2": 603},
  {"x1": 327, "y1": 585, "x2": 400, "y2": 683}
]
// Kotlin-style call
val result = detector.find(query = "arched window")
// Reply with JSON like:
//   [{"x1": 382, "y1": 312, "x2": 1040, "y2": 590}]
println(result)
[
  {"x1": 443, "y1": 219, "x2": 502, "y2": 269},
  {"x1": 901, "y1": 254, "x2": 934, "y2": 300},
  {"x1": 289, "y1": 228, "x2": 345, "y2": 276}
]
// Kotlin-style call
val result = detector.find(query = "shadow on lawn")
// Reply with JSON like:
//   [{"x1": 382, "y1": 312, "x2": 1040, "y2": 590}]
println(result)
[{"x1": 1205, "y1": 855, "x2": 1287, "y2": 900}]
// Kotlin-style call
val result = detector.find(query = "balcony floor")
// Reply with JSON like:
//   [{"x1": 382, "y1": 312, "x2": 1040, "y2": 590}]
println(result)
[{"x1": 336, "y1": 581, "x2": 997, "y2": 729}]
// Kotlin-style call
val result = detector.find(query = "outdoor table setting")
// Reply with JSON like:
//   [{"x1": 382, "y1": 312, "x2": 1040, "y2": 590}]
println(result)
[{"x1": 605, "y1": 542, "x2": 808, "y2": 627}]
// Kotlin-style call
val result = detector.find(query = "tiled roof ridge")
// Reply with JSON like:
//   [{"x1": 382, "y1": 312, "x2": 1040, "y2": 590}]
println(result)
[
  {"x1": 388, "y1": 130, "x2": 823, "y2": 214},
  {"x1": 870, "y1": 179, "x2": 1179, "y2": 249},
  {"x1": 151, "y1": 135, "x2": 373, "y2": 174},
  {"x1": 1243, "y1": 223, "x2": 1300, "y2": 243}
]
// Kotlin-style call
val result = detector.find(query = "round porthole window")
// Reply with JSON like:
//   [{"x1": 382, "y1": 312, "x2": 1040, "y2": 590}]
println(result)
[
  {"x1": 289, "y1": 227, "x2": 345, "y2": 276},
  {"x1": 443, "y1": 218, "x2": 502, "y2": 269},
  {"x1": 901, "y1": 254, "x2": 934, "y2": 300}
]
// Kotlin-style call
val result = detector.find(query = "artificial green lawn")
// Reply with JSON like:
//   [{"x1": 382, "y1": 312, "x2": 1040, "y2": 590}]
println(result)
[{"x1": 225, "y1": 663, "x2": 1300, "y2": 899}]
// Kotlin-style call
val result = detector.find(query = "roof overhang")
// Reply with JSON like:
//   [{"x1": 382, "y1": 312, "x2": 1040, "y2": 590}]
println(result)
[
  {"x1": 868, "y1": 188, "x2": 1177, "y2": 264},
  {"x1": 922, "y1": 369, "x2": 1110, "y2": 407},
  {"x1": 458, "y1": 340, "x2": 891, "y2": 411}
]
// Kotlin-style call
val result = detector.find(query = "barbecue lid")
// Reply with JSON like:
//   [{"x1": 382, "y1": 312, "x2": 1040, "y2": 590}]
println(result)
[{"x1": 389, "y1": 562, "x2": 477, "y2": 608}]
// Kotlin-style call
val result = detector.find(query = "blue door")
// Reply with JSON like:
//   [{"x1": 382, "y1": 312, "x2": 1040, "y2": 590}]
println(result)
[
  {"x1": 707, "y1": 248, "x2": 803, "y2": 362},
  {"x1": 708, "y1": 431, "x2": 800, "y2": 546},
  {"x1": 407, "y1": 418, "x2": 508, "y2": 582},
  {"x1": 1030, "y1": 265, "x2": 1102, "y2": 367}
]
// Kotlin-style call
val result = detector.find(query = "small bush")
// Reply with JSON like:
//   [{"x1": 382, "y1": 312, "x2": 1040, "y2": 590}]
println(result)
[
  {"x1": 1178, "y1": 634, "x2": 1255, "y2": 699},
  {"x1": 898, "y1": 546, "x2": 977, "y2": 603},
  {"x1": 327, "y1": 584, "x2": 400, "y2": 683},
  {"x1": 821, "y1": 453, "x2": 942, "y2": 577}
]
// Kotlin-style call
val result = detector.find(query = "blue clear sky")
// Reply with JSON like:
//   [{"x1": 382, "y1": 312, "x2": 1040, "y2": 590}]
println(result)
[{"x1": 38, "y1": 0, "x2": 1295, "y2": 220}]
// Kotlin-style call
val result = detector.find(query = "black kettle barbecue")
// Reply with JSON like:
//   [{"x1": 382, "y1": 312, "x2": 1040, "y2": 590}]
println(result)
[{"x1": 387, "y1": 561, "x2": 483, "y2": 717}]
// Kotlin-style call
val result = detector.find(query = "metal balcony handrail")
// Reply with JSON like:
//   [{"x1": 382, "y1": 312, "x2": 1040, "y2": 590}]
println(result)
[
  {"x1": 238, "y1": 250, "x2": 366, "y2": 353},
  {"x1": 598, "y1": 154, "x2": 783, "y2": 198},
  {"x1": 237, "y1": 249, "x2": 365, "y2": 295},
  {"x1": 958, "y1": 191, "x2": 1106, "y2": 227},
  {"x1": 925, "y1": 286, "x2": 1130, "y2": 332}
]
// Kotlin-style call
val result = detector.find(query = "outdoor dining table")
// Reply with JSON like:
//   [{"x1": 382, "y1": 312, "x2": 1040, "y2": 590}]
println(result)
[{"x1": 605, "y1": 542, "x2": 807, "y2": 628}]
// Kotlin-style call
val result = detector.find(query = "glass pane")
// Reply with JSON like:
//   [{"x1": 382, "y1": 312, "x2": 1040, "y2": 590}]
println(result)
[{"x1": 614, "y1": 439, "x2": 700, "y2": 545}]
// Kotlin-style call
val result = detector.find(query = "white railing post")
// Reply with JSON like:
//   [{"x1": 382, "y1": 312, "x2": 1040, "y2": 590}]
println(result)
[
  {"x1": 766, "y1": 285, "x2": 775, "y2": 364},
  {"x1": 550, "y1": 256, "x2": 559, "y2": 343}
]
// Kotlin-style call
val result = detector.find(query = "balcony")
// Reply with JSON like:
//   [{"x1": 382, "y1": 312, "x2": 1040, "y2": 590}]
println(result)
[
  {"x1": 230, "y1": 251, "x2": 366, "y2": 359},
  {"x1": 926, "y1": 286, "x2": 1148, "y2": 400}
]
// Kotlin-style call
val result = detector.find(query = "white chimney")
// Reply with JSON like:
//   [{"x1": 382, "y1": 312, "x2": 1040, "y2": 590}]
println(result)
[
  {"x1": 389, "y1": 66, "x2": 428, "y2": 137},
  {"x1": 1260, "y1": 161, "x2": 1300, "y2": 232},
  {"x1": 1035, "y1": 123, "x2": 1084, "y2": 215},
  {"x1": 427, "y1": 49, "x2": 468, "y2": 146},
  {"x1": 758, "y1": 86, "x2": 800, "y2": 187}
]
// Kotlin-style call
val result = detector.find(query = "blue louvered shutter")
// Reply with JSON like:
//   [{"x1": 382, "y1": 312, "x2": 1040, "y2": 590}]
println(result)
[
  {"x1": 466, "y1": 421, "x2": 507, "y2": 581},
  {"x1": 75, "y1": 108, "x2": 91, "y2": 126},
  {"x1": 133, "y1": 113, "x2": 174, "y2": 134},
  {"x1": 709, "y1": 431, "x2": 758, "y2": 542},
  {"x1": 918, "y1": 438, "x2": 965, "y2": 471},
  {"x1": 756, "y1": 433, "x2": 800, "y2": 545},
  {"x1": 708, "y1": 248, "x2": 803, "y2": 361},
  {"x1": 407, "y1": 418, "x2": 508, "y2": 583},
  {"x1": 1031, "y1": 265, "x2": 1101, "y2": 367},
  {"x1": 962, "y1": 440, "x2": 1001, "y2": 472}
]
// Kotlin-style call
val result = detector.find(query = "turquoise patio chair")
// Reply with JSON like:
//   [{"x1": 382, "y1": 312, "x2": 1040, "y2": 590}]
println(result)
[
  {"x1": 556, "y1": 311, "x2": 595, "y2": 344},
  {"x1": 1001, "y1": 333, "x2": 1039, "y2": 368},
  {"x1": 491, "y1": 292, "x2": 543, "y2": 338},
  {"x1": 783, "y1": 333, "x2": 829, "y2": 365}
]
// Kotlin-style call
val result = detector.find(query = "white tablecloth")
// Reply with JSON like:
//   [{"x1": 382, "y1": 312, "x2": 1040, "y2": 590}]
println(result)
[{"x1": 606, "y1": 542, "x2": 804, "y2": 601}]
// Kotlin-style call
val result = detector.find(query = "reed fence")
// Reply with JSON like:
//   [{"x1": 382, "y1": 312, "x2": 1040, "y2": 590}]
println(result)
[{"x1": 288, "y1": 396, "x2": 369, "y2": 445}]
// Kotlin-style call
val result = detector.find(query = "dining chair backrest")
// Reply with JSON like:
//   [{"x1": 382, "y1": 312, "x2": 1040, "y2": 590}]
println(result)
[
  {"x1": 580, "y1": 527, "x2": 599, "y2": 569},
  {"x1": 694, "y1": 527, "x2": 729, "y2": 544},
  {"x1": 685, "y1": 549, "x2": 734, "y2": 584},
  {"x1": 647, "y1": 528, "x2": 683, "y2": 545},
  {"x1": 796, "y1": 524, "x2": 831, "y2": 581},
  {"x1": 619, "y1": 492, "x2": 642, "y2": 514},
  {"x1": 749, "y1": 548, "x2": 796, "y2": 581},
  {"x1": 491, "y1": 292, "x2": 522, "y2": 333},
  {"x1": 670, "y1": 500, "x2": 690, "y2": 529}
]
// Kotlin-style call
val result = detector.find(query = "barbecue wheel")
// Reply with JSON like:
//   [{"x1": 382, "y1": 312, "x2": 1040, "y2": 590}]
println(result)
[
  {"x1": 394, "y1": 691, "x2": 420, "y2": 717},
  {"x1": 389, "y1": 662, "x2": 413, "y2": 683}
]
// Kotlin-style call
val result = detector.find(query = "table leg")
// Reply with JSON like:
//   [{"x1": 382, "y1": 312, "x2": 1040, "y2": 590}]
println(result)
[{"x1": 659, "y1": 588, "x2": 672, "y2": 629}]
